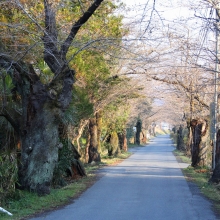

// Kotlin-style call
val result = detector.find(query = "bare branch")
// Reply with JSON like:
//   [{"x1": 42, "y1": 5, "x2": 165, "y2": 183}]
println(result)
[{"x1": 60, "y1": 0, "x2": 104, "y2": 58}]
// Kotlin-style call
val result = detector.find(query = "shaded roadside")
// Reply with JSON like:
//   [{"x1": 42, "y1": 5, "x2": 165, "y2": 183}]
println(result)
[{"x1": 173, "y1": 150, "x2": 220, "y2": 219}]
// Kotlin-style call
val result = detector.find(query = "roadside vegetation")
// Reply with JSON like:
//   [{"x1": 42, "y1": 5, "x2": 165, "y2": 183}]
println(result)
[
  {"x1": 0, "y1": 151, "x2": 132, "y2": 220},
  {"x1": 173, "y1": 141, "x2": 220, "y2": 214},
  {"x1": 2, "y1": 0, "x2": 220, "y2": 219}
]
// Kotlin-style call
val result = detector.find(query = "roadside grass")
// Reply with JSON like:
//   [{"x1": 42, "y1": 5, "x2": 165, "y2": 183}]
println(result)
[
  {"x1": 173, "y1": 149, "x2": 191, "y2": 164},
  {"x1": 173, "y1": 149, "x2": 220, "y2": 214},
  {"x1": 0, "y1": 151, "x2": 132, "y2": 220}
]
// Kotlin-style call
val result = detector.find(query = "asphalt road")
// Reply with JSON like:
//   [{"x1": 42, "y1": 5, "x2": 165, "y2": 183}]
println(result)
[{"x1": 31, "y1": 135, "x2": 218, "y2": 220}]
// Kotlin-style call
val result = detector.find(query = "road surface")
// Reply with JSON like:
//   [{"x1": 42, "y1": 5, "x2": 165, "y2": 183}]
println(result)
[{"x1": 31, "y1": 135, "x2": 218, "y2": 220}]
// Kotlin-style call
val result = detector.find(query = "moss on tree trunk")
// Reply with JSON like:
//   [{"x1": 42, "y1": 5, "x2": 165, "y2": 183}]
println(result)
[{"x1": 18, "y1": 110, "x2": 60, "y2": 195}]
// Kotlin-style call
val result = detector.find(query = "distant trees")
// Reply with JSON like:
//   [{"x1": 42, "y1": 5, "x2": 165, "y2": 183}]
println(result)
[{"x1": 120, "y1": 0, "x2": 216, "y2": 168}]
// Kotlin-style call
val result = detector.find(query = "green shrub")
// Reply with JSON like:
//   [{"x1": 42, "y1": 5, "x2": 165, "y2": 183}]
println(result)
[
  {"x1": 0, "y1": 154, "x2": 18, "y2": 205},
  {"x1": 52, "y1": 140, "x2": 73, "y2": 186}
]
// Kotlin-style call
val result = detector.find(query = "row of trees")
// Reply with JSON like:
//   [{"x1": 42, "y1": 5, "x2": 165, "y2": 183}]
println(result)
[
  {"x1": 4, "y1": 0, "x2": 220, "y2": 204},
  {"x1": 0, "y1": 0, "x2": 152, "y2": 200},
  {"x1": 140, "y1": 0, "x2": 220, "y2": 182},
  {"x1": 118, "y1": 0, "x2": 220, "y2": 182}
]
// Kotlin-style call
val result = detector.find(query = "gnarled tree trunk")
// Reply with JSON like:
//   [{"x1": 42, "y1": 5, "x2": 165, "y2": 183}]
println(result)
[
  {"x1": 19, "y1": 110, "x2": 60, "y2": 195},
  {"x1": 190, "y1": 119, "x2": 209, "y2": 167}
]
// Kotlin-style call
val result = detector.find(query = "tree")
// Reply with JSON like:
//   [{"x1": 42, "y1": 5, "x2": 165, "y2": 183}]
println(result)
[
  {"x1": 0, "y1": 0, "x2": 104, "y2": 195},
  {"x1": 177, "y1": 125, "x2": 185, "y2": 151},
  {"x1": 135, "y1": 119, "x2": 142, "y2": 145},
  {"x1": 190, "y1": 119, "x2": 209, "y2": 167}
]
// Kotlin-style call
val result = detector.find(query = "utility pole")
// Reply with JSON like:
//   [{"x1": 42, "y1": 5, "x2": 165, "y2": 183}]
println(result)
[{"x1": 213, "y1": 6, "x2": 220, "y2": 169}]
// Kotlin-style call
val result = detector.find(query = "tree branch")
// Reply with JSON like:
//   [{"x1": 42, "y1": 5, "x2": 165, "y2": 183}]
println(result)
[
  {"x1": 43, "y1": 0, "x2": 62, "y2": 74},
  {"x1": 60, "y1": 0, "x2": 104, "y2": 59},
  {"x1": 152, "y1": 76, "x2": 209, "y2": 110},
  {"x1": 0, "y1": 109, "x2": 20, "y2": 134}
]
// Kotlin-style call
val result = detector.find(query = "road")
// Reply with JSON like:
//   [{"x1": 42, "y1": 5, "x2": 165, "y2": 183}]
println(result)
[{"x1": 31, "y1": 135, "x2": 218, "y2": 220}]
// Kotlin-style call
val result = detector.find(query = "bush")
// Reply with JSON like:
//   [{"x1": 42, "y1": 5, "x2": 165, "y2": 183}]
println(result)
[{"x1": 0, "y1": 154, "x2": 18, "y2": 205}]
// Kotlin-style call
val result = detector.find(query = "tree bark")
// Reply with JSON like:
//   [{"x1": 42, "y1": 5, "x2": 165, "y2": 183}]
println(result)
[
  {"x1": 177, "y1": 125, "x2": 184, "y2": 151},
  {"x1": 186, "y1": 120, "x2": 192, "y2": 157},
  {"x1": 108, "y1": 132, "x2": 120, "y2": 156},
  {"x1": 96, "y1": 111, "x2": 102, "y2": 153},
  {"x1": 118, "y1": 130, "x2": 127, "y2": 152},
  {"x1": 211, "y1": 129, "x2": 220, "y2": 182},
  {"x1": 18, "y1": 107, "x2": 60, "y2": 195},
  {"x1": 136, "y1": 119, "x2": 142, "y2": 145},
  {"x1": 88, "y1": 118, "x2": 101, "y2": 163},
  {"x1": 190, "y1": 119, "x2": 209, "y2": 167}
]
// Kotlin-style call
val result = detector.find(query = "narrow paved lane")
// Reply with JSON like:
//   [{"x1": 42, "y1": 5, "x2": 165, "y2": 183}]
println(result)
[{"x1": 32, "y1": 135, "x2": 218, "y2": 220}]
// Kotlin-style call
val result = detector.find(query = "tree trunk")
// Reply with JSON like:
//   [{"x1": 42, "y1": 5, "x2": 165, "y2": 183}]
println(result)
[
  {"x1": 71, "y1": 120, "x2": 89, "y2": 153},
  {"x1": 118, "y1": 130, "x2": 127, "y2": 152},
  {"x1": 211, "y1": 129, "x2": 220, "y2": 182},
  {"x1": 186, "y1": 120, "x2": 192, "y2": 157},
  {"x1": 108, "y1": 131, "x2": 120, "y2": 156},
  {"x1": 190, "y1": 119, "x2": 209, "y2": 167},
  {"x1": 18, "y1": 109, "x2": 60, "y2": 195},
  {"x1": 141, "y1": 131, "x2": 147, "y2": 144},
  {"x1": 88, "y1": 118, "x2": 101, "y2": 163},
  {"x1": 96, "y1": 111, "x2": 102, "y2": 153},
  {"x1": 136, "y1": 119, "x2": 142, "y2": 145},
  {"x1": 177, "y1": 125, "x2": 184, "y2": 151}
]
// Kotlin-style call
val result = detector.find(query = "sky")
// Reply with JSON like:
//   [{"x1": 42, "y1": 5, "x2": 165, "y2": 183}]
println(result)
[{"x1": 120, "y1": 0, "x2": 194, "y2": 22}]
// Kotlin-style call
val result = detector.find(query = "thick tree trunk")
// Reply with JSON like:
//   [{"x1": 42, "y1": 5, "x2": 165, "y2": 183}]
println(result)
[
  {"x1": 0, "y1": 57, "x2": 74, "y2": 195},
  {"x1": 190, "y1": 119, "x2": 208, "y2": 167},
  {"x1": 18, "y1": 109, "x2": 60, "y2": 195},
  {"x1": 88, "y1": 118, "x2": 101, "y2": 163}
]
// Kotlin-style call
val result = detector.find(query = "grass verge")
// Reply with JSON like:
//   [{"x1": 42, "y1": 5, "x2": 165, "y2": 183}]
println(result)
[
  {"x1": 173, "y1": 149, "x2": 220, "y2": 214},
  {"x1": 0, "y1": 151, "x2": 132, "y2": 220}
]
